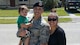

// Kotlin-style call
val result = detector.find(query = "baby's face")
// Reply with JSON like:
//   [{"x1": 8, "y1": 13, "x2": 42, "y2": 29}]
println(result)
[{"x1": 21, "y1": 9, "x2": 28, "y2": 17}]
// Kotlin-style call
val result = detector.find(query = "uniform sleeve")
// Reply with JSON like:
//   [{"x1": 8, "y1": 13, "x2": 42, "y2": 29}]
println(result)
[
  {"x1": 58, "y1": 30, "x2": 66, "y2": 45},
  {"x1": 39, "y1": 25, "x2": 50, "y2": 44}
]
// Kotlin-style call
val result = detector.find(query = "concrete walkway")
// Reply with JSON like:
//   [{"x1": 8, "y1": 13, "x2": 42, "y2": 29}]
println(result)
[
  {"x1": 68, "y1": 13, "x2": 80, "y2": 22},
  {"x1": 0, "y1": 23, "x2": 80, "y2": 45},
  {"x1": 58, "y1": 23, "x2": 80, "y2": 45}
]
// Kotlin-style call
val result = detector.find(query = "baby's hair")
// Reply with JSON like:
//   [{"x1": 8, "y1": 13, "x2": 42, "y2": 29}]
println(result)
[{"x1": 18, "y1": 5, "x2": 28, "y2": 13}]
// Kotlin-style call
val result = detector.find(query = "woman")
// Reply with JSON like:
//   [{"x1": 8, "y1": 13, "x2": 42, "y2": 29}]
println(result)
[{"x1": 48, "y1": 13, "x2": 66, "y2": 45}]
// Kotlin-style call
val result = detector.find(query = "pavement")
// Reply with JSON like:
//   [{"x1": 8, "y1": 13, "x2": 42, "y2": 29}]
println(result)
[
  {"x1": 0, "y1": 24, "x2": 19, "y2": 45},
  {"x1": 68, "y1": 13, "x2": 80, "y2": 23},
  {"x1": 58, "y1": 23, "x2": 80, "y2": 45},
  {"x1": 0, "y1": 23, "x2": 80, "y2": 45}
]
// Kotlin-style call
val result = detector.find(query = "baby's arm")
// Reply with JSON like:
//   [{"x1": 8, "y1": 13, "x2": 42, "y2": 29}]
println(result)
[
  {"x1": 20, "y1": 23, "x2": 32, "y2": 29},
  {"x1": 19, "y1": 23, "x2": 31, "y2": 37}
]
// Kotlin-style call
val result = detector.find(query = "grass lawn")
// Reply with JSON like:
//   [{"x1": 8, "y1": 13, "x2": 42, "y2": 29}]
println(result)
[
  {"x1": 0, "y1": 18, "x2": 72, "y2": 24},
  {"x1": 58, "y1": 18, "x2": 72, "y2": 23},
  {"x1": 56, "y1": 7, "x2": 68, "y2": 16},
  {"x1": 0, "y1": 9, "x2": 18, "y2": 17},
  {"x1": 45, "y1": 18, "x2": 72, "y2": 23},
  {"x1": 0, "y1": 8, "x2": 71, "y2": 24},
  {"x1": 0, "y1": 7, "x2": 68, "y2": 17},
  {"x1": 42, "y1": 7, "x2": 68, "y2": 16},
  {"x1": 74, "y1": 13, "x2": 80, "y2": 16},
  {"x1": 42, "y1": 11, "x2": 50, "y2": 16},
  {"x1": 0, "y1": 19, "x2": 17, "y2": 24}
]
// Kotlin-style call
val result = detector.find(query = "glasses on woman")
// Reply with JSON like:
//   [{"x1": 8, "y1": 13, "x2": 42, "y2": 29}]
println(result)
[{"x1": 48, "y1": 18, "x2": 57, "y2": 21}]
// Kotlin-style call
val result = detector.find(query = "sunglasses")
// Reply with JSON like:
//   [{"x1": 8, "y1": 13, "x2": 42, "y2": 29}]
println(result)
[{"x1": 48, "y1": 18, "x2": 57, "y2": 21}]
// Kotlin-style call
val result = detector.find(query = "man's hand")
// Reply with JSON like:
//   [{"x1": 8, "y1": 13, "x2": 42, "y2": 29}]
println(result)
[
  {"x1": 28, "y1": 23, "x2": 33, "y2": 27},
  {"x1": 26, "y1": 23, "x2": 33, "y2": 27}
]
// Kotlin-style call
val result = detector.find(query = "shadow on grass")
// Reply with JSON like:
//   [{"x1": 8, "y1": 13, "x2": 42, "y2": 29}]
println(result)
[
  {"x1": 0, "y1": 8, "x2": 17, "y2": 10},
  {"x1": 65, "y1": 9, "x2": 80, "y2": 14}
]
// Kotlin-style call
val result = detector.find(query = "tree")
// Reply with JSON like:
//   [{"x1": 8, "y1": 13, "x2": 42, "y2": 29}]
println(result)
[
  {"x1": 61, "y1": 0, "x2": 65, "y2": 6},
  {"x1": 41, "y1": 0, "x2": 59, "y2": 10}
]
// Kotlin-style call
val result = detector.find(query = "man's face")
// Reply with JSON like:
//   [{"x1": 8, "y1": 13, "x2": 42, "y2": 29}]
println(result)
[{"x1": 33, "y1": 7, "x2": 43, "y2": 17}]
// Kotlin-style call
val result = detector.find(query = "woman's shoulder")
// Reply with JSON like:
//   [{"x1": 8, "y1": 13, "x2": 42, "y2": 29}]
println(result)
[{"x1": 56, "y1": 26, "x2": 65, "y2": 35}]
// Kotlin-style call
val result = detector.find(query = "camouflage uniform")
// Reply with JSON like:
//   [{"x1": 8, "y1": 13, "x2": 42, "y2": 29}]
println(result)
[{"x1": 28, "y1": 17, "x2": 50, "y2": 45}]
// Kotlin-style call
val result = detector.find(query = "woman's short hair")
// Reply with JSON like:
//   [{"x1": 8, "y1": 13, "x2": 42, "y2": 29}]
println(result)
[
  {"x1": 50, "y1": 8, "x2": 56, "y2": 13},
  {"x1": 48, "y1": 12, "x2": 58, "y2": 20}
]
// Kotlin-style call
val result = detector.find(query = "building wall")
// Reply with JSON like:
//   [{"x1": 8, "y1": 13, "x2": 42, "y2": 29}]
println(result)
[
  {"x1": 30, "y1": 0, "x2": 40, "y2": 5},
  {"x1": 0, "y1": 0, "x2": 40, "y2": 8},
  {"x1": 0, "y1": 0, "x2": 7, "y2": 5},
  {"x1": 17, "y1": 0, "x2": 40, "y2": 7},
  {"x1": 0, "y1": 0, "x2": 10, "y2": 8},
  {"x1": 0, "y1": 0, "x2": 7, "y2": 8}
]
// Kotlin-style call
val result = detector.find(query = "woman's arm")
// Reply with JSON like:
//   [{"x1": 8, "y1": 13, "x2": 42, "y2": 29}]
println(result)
[{"x1": 58, "y1": 30, "x2": 66, "y2": 45}]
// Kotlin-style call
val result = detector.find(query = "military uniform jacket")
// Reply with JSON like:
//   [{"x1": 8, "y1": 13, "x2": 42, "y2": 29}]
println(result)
[{"x1": 28, "y1": 17, "x2": 50, "y2": 45}]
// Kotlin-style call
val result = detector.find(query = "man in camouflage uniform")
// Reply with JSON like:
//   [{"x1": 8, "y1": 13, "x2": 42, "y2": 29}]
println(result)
[{"x1": 28, "y1": 1, "x2": 50, "y2": 45}]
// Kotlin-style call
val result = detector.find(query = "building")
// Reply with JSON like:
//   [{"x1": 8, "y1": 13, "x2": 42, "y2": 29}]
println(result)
[{"x1": 0, "y1": 0, "x2": 40, "y2": 9}]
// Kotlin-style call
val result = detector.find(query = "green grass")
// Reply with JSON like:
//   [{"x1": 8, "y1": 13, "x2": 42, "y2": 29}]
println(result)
[
  {"x1": 56, "y1": 7, "x2": 68, "y2": 16},
  {"x1": 0, "y1": 18, "x2": 72, "y2": 24},
  {"x1": 0, "y1": 7, "x2": 68, "y2": 17},
  {"x1": 0, "y1": 8, "x2": 70, "y2": 24},
  {"x1": 0, "y1": 19, "x2": 17, "y2": 24},
  {"x1": 42, "y1": 11, "x2": 50, "y2": 16},
  {"x1": 0, "y1": 9, "x2": 18, "y2": 17},
  {"x1": 44, "y1": 18, "x2": 71, "y2": 23},
  {"x1": 58, "y1": 18, "x2": 72, "y2": 23},
  {"x1": 74, "y1": 13, "x2": 80, "y2": 16},
  {"x1": 43, "y1": 7, "x2": 68, "y2": 16}
]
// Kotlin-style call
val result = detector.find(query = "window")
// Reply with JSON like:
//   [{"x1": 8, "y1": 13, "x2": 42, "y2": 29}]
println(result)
[
  {"x1": 19, "y1": 0, "x2": 23, "y2": 1},
  {"x1": 19, "y1": 0, "x2": 28, "y2": 1}
]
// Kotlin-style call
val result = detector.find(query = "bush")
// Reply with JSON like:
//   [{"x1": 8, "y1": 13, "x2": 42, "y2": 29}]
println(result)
[{"x1": 42, "y1": 0, "x2": 59, "y2": 11}]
